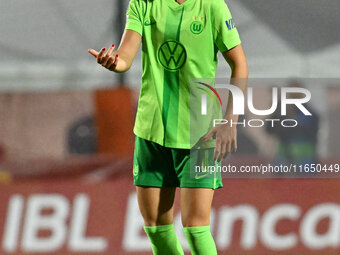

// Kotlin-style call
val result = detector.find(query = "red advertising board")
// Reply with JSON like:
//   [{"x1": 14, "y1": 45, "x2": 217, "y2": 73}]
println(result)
[{"x1": 1, "y1": 177, "x2": 340, "y2": 255}]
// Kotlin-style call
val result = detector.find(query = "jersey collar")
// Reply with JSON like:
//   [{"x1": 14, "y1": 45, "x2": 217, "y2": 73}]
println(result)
[{"x1": 166, "y1": 0, "x2": 194, "y2": 8}]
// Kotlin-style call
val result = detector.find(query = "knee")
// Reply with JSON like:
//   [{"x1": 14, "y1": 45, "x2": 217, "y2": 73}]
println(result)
[
  {"x1": 142, "y1": 213, "x2": 173, "y2": 226},
  {"x1": 142, "y1": 212, "x2": 158, "y2": 226},
  {"x1": 181, "y1": 213, "x2": 210, "y2": 227},
  {"x1": 143, "y1": 218, "x2": 158, "y2": 227}
]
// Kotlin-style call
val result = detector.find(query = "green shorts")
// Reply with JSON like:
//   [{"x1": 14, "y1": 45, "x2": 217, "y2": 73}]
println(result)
[{"x1": 133, "y1": 136, "x2": 223, "y2": 189}]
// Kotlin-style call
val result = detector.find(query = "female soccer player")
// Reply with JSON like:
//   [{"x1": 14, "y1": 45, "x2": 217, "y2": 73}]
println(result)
[{"x1": 89, "y1": 0, "x2": 248, "y2": 254}]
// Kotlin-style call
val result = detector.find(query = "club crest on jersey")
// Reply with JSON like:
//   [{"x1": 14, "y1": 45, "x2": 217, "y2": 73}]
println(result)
[
  {"x1": 225, "y1": 18, "x2": 236, "y2": 30},
  {"x1": 190, "y1": 21, "x2": 203, "y2": 35},
  {"x1": 190, "y1": 16, "x2": 204, "y2": 35}
]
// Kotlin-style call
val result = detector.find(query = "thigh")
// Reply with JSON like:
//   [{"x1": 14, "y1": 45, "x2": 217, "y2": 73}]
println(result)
[
  {"x1": 181, "y1": 188, "x2": 214, "y2": 227},
  {"x1": 173, "y1": 147, "x2": 223, "y2": 189},
  {"x1": 136, "y1": 186, "x2": 176, "y2": 226},
  {"x1": 133, "y1": 136, "x2": 180, "y2": 187}
]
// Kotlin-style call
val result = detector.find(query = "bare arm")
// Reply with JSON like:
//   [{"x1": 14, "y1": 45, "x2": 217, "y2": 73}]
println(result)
[
  {"x1": 222, "y1": 44, "x2": 248, "y2": 121},
  {"x1": 203, "y1": 44, "x2": 248, "y2": 161},
  {"x1": 88, "y1": 29, "x2": 142, "y2": 73}
]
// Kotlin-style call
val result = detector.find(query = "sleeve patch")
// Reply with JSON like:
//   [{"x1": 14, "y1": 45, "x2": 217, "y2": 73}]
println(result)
[{"x1": 225, "y1": 18, "x2": 236, "y2": 30}]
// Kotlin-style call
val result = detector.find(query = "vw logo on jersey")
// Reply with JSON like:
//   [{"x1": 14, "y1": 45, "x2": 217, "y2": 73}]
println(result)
[
  {"x1": 190, "y1": 21, "x2": 203, "y2": 35},
  {"x1": 225, "y1": 18, "x2": 236, "y2": 30},
  {"x1": 158, "y1": 41, "x2": 187, "y2": 71}
]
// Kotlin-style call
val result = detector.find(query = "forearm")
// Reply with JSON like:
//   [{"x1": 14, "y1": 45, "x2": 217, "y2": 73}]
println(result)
[
  {"x1": 112, "y1": 49, "x2": 132, "y2": 73},
  {"x1": 224, "y1": 62, "x2": 248, "y2": 121},
  {"x1": 113, "y1": 29, "x2": 142, "y2": 73}
]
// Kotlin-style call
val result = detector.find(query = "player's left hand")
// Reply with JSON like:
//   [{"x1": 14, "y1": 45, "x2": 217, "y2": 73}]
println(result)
[{"x1": 202, "y1": 124, "x2": 237, "y2": 161}]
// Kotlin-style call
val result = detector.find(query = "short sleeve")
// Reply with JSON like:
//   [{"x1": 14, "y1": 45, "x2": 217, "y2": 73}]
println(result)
[
  {"x1": 125, "y1": 0, "x2": 143, "y2": 36},
  {"x1": 212, "y1": 0, "x2": 241, "y2": 52}
]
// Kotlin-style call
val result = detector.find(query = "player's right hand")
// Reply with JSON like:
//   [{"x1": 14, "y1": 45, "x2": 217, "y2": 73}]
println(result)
[{"x1": 88, "y1": 44, "x2": 119, "y2": 72}]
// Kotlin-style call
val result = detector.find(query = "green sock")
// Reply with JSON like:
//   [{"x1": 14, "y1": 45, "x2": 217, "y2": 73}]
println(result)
[
  {"x1": 144, "y1": 224, "x2": 184, "y2": 255},
  {"x1": 183, "y1": 226, "x2": 217, "y2": 255}
]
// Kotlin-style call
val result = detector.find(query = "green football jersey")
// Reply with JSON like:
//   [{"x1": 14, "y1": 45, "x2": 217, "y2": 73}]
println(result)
[{"x1": 125, "y1": 0, "x2": 241, "y2": 149}]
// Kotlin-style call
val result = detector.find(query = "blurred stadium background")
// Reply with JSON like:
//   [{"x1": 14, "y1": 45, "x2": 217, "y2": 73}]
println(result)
[{"x1": 0, "y1": 0, "x2": 340, "y2": 254}]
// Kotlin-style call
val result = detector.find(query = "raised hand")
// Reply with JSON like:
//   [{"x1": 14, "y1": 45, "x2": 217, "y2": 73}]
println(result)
[{"x1": 88, "y1": 44, "x2": 119, "y2": 72}]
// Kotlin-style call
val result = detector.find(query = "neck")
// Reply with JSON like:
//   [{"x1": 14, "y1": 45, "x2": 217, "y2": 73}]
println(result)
[{"x1": 175, "y1": 0, "x2": 187, "y2": 4}]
